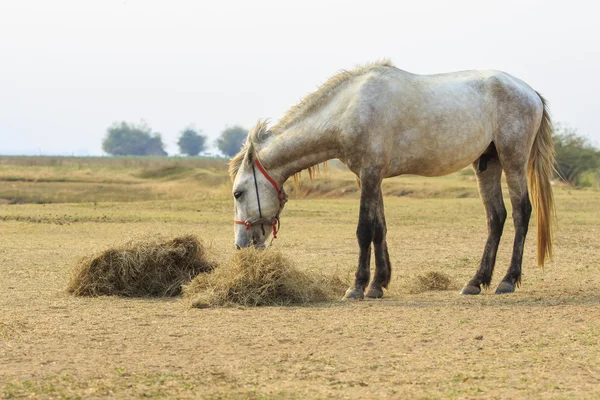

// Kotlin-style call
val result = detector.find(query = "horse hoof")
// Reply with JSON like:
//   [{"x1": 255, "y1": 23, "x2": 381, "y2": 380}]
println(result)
[
  {"x1": 365, "y1": 286, "x2": 384, "y2": 299},
  {"x1": 342, "y1": 287, "x2": 364, "y2": 300},
  {"x1": 460, "y1": 284, "x2": 481, "y2": 295},
  {"x1": 495, "y1": 281, "x2": 515, "y2": 294}
]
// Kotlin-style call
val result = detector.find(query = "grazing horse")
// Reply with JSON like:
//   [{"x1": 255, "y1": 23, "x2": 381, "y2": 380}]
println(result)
[{"x1": 229, "y1": 61, "x2": 555, "y2": 299}]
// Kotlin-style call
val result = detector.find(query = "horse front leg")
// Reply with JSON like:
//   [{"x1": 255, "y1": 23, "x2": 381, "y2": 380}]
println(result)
[
  {"x1": 365, "y1": 189, "x2": 391, "y2": 298},
  {"x1": 343, "y1": 172, "x2": 381, "y2": 300}
]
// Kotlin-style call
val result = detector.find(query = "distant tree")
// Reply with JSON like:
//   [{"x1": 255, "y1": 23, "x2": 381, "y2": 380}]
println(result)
[
  {"x1": 102, "y1": 121, "x2": 167, "y2": 156},
  {"x1": 216, "y1": 126, "x2": 248, "y2": 157},
  {"x1": 177, "y1": 127, "x2": 207, "y2": 156},
  {"x1": 145, "y1": 135, "x2": 168, "y2": 156},
  {"x1": 553, "y1": 124, "x2": 600, "y2": 185}
]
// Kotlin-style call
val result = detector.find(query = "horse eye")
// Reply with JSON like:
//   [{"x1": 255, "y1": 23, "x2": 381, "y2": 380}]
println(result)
[{"x1": 233, "y1": 191, "x2": 243, "y2": 199}]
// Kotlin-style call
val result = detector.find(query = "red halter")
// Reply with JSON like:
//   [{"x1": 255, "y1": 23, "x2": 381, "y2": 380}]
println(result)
[{"x1": 234, "y1": 157, "x2": 286, "y2": 239}]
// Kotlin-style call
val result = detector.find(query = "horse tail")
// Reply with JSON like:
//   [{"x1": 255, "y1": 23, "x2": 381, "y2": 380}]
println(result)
[{"x1": 528, "y1": 92, "x2": 556, "y2": 268}]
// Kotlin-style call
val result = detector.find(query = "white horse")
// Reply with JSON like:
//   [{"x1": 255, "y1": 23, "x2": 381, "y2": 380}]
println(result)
[{"x1": 229, "y1": 61, "x2": 555, "y2": 299}]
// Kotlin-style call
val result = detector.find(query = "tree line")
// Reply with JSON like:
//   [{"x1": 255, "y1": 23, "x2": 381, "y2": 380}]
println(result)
[
  {"x1": 102, "y1": 121, "x2": 600, "y2": 187},
  {"x1": 102, "y1": 122, "x2": 249, "y2": 157}
]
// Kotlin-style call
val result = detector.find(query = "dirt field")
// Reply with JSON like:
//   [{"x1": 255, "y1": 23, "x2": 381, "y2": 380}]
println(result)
[{"x1": 1, "y1": 157, "x2": 599, "y2": 399}]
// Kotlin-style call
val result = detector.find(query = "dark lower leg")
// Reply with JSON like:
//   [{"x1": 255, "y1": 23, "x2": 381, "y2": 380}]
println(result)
[
  {"x1": 496, "y1": 195, "x2": 531, "y2": 294},
  {"x1": 343, "y1": 173, "x2": 381, "y2": 300},
  {"x1": 373, "y1": 240, "x2": 391, "y2": 287},
  {"x1": 463, "y1": 207, "x2": 506, "y2": 292},
  {"x1": 462, "y1": 157, "x2": 506, "y2": 295},
  {"x1": 366, "y1": 194, "x2": 391, "y2": 298},
  {"x1": 355, "y1": 225, "x2": 373, "y2": 290},
  {"x1": 343, "y1": 207, "x2": 374, "y2": 299}
]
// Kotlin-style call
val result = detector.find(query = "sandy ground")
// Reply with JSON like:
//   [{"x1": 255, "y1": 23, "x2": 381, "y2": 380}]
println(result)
[{"x1": 1, "y1": 192, "x2": 600, "y2": 399}]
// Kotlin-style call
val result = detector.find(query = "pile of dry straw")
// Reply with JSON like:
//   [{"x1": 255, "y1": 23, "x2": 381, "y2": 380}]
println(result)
[
  {"x1": 406, "y1": 271, "x2": 453, "y2": 294},
  {"x1": 183, "y1": 248, "x2": 346, "y2": 308},
  {"x1": 68, "y1": 234, "x2": 346, "y2": 306},
  {"x1": 67, "y1": 235, "x2": 216, "y2": 297}
]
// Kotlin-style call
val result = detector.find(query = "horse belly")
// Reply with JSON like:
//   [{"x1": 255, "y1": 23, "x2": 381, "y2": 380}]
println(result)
[{"x1": 388, "y1": 127, "x2": 492, "y2": 177}]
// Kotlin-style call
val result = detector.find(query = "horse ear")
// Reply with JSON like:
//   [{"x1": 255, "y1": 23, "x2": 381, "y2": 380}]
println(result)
[{"x1": 245, "y1": 140, "x2": 255, "y2": 166}]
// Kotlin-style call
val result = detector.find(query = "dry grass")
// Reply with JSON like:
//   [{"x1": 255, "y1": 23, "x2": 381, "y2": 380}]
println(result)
[
  {"x1": 0, "y1": 156, "x2": 483, "y2": 204},
  {"x1": 184, "y1": 248, "x2": 347, "y2": 307},
  {"x1": 0, "y1": 156, "x2": 231, "y2": 203},
  {"x1": 3, "y1": 158, "x2": 600, "y2": 399},
  {"x1": 67, "y1": 234, "x2": 216, "y2": 297},
  {"x1": 0, "y1": 322, "x2": 26, "y2": 340},
  {"x1": 406, "y1": 271, "x2": 453, "y2": 294}
]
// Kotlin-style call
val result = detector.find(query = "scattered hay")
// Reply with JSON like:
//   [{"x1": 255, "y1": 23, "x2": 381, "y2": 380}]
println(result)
[
  {"x1": 67, "y1": 235, "x2": 216, "y2": 297},
  {"x1": 184, "y1": 248, "x2": 347, "y2": 308},
  {"x1": 407, "y1": 271, "x2": 453, "y2": 294},
  {"x1": 0, "y1": 321, "x2": 27, "y2": 339}
]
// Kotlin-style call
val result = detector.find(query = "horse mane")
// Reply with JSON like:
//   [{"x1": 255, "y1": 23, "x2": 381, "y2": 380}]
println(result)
[
  {"x1": 227, "y1": 120, "x2": 270, "y2": 181},
  {"x1": 274, "y1": 59, "x2": 394, "y2": 130},
  {"x1": 228, "y1": 60, "x2": 395, "y2": 183}
]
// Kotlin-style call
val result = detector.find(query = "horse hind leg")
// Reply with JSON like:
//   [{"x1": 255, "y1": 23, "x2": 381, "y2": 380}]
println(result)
[
  {"x1": 461, "y1": 150, "x2": 507, "y2": 295},
  {"x1": 495, "y1": 167, "x2": 532, "y2": 294}
]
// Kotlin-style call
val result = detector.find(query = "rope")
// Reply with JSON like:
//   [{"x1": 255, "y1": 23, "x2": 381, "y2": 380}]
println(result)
[{"x1": 251, "y1": 161, "x2": 266, "y2": 236}]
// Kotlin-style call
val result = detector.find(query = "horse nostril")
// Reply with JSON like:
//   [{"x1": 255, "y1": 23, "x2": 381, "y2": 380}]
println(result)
[{"x1": 235, "y1": 245, "x2": 241, "y2": 250}]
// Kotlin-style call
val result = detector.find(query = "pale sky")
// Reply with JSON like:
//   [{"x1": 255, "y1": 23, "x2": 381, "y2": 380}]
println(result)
[{"x1": 1, "y1": 0, "x2": 599, "y2": 155}]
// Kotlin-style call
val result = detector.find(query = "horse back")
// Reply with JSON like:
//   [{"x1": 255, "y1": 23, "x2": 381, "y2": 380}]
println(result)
[{"x1": 339, "y1": 67, "x2": 542, "y2": 177}]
